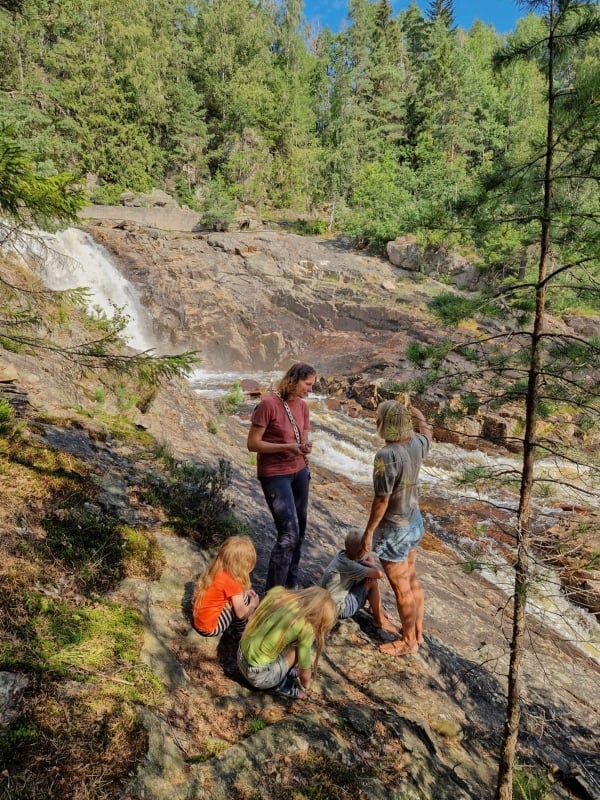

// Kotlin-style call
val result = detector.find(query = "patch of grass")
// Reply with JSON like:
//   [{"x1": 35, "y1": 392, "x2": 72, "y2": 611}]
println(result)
[
  {"x1": 93, "y1": 387, "x2": 106, "y2": 404},
  {"x1": 187, "y1": 736, "x2": 230, "y2": 763},
  {"x1": 513, "y1": 765, "x2": 550, "y2": 800},
  {"x1": 3, "y1": 593, "x2": 142, "y2": 674},
  {"x1": 40, "y1": 500, "x2": 126, "y2": 593},
  {"x1": 0, "y1": 397, "x2": 15, "y2": 433},
  {"x1": 122, "y1": 526, "x2": 164, "y2": 579},
  {"x1": 246, "y1": 715, "x2": 269, "y2": 735},
  {"x1": 462, "y1": 555, "x2": 482, "y2": 574}
]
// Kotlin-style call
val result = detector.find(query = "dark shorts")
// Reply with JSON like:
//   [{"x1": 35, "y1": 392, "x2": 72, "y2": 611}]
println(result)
[{"x1": 374, "y1": 510, "x2": 424, "y2": 563}]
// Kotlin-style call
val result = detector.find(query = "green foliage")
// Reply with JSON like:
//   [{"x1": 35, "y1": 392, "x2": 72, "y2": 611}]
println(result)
[
  {"x1": 199, "y1": 174, "x2": 237, "y2": 231},
  {"x1": 144, "y1": 457, "x2": 251, "y2": 545},
  {"x1": 406, "y1": 341, "x2": 432, "y2": 368},
  {"x1": 378, "y1": 380, "x2": 405, "y2": 400},
  {"x1": 341, "y1": 155, "x2": 411, "y2": 251},
  {"x1": 427, "y1": 292, "x2": 499, "y2": 325},
  {"x1": 245, "y1": 715, "x2": 269, "y2": 735},
  {"x1": 291, "y1": 218, "x2": 328, "y2": 235},
  {"x1": 462, "y1": 555, "x2": 482, "y2": 574},
  {"x1": 0, "y1": 721, "x2": 39, "y2": 762},
  {"x1": 0, "y1": 127, "x2": 84, "y2": 227},
  {"x1": 40, "y1": 501, "x2": 128, "y2": 593},
  {"x1": 220, "y1": 380, "x2": 244, "y2": 414},
  {"x1": 0, "y1": 397, "x2": 15, "y2": 434},
  {"x1": 513, "y1": 765, "x2": 550, "y2": 800}
]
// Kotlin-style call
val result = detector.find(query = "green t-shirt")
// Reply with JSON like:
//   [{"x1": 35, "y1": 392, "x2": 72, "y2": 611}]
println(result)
[{"x1": 241, "y1": 587, "x2": 314, "y2": 670}]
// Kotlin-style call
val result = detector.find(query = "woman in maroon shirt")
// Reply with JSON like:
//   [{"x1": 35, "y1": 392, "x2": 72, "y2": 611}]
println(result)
[{"x1": 247, "y1": 363, "x2": 316, "y2": 591}]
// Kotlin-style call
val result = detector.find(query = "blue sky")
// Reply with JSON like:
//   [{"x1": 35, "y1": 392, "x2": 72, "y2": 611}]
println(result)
[{"x1": 303, "y1": 1, "x2": 526, "y2": 35}]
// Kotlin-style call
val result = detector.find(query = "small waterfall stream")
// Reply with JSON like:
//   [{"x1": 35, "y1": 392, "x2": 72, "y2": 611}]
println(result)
[{"x1": 35, "y1": 228, "x2": 600, "y2": 663}]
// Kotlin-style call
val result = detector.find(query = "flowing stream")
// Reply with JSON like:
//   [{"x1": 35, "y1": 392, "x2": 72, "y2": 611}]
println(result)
[{"x1": 34, "y1": 227, "x2": 600, "y2": 663}]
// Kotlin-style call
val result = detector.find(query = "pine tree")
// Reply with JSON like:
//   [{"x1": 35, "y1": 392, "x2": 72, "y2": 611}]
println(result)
[
  {"x1": 403, "y1": 4, "x2": 600, "y2": 798},
  {"x1": 490, "y1": 5, "x2": 600, "y2": 794},
  {"x1": 425, "y1": 0, "x2": 455, "y2": 28}
]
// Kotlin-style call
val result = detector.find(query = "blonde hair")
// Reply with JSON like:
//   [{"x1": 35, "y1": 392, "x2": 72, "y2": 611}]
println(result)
[
  {"x1": 376, "y1": 399, "x2": 413, "y2": 442},
  {"x1": 344, "y1": 528, "x2": 363, "y2": 557},
  {"x1": 192, "y1": 536, "x2": 256, "y2": 617},
  {"x1": 242, "y1": 586, "x2": 337, "y2": 674},
  {"x1": 277, "y1": 363, "x2": 316, "y2": 401}
]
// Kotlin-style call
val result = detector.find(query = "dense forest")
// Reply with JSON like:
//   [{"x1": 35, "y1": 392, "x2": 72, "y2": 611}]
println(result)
[{"x1": 0, "y1": 0, "x2": 597, "y2": 276}]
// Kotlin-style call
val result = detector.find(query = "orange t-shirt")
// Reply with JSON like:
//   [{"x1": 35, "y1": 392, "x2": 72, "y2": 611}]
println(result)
[{"x1": 193, "y1": 570, "x2": 244, "y2": 633}]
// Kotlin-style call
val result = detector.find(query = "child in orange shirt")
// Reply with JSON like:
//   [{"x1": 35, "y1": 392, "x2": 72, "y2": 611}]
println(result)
[{"x1": 192, "y1": 536, "x2": 260, "y2": 637}]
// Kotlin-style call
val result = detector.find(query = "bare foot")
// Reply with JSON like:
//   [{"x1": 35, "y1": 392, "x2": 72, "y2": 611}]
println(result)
[
  {"x1": 374, "y1": 619, "x2": 402, "y2": 635},
  {"x1": 378, "y1": 639, "x2": 419, "y2": 656}
]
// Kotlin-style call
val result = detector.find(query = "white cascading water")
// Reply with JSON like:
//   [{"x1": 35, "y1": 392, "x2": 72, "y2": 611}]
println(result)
[
  {"x1": 35, "y1": 228, "x2": 600, "y2": 663},
  {"x1": 41, "y1": 227, "x2": 157, "y2": 352}
]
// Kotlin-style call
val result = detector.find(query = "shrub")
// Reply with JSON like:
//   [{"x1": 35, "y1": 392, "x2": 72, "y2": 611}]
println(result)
[{"x1": 144, "y1": 458, "x2": 251, "y2": 545}]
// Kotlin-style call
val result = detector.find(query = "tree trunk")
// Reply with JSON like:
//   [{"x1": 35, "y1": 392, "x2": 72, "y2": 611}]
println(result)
[{"x1": 494, "y1": 3, "x2": 557, "y2": 798}]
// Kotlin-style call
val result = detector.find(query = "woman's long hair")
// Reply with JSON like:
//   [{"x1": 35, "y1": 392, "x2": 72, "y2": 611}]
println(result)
[
  {"x1": 192, "y1": 536, "x2": 256, "y2": 615},
  {"x1": 277, "y1": 363, "x2": 316, "y2": 400},
  {"x1": 242, "y1": 586, "x2": 337, "y2": 674},
  {"x1": 376, "y1": 399, "x2": 413, "y2": 442}
]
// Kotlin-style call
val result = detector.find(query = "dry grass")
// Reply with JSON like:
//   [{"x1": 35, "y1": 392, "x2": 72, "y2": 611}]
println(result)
[{"x1": 0, "y1": 415, "x2": 163, "y2": 800}]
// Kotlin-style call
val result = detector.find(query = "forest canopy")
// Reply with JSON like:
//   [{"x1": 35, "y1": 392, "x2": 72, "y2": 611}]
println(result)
[{"x1": 0, "y1": 0, "x2": 598, "y2": 304}]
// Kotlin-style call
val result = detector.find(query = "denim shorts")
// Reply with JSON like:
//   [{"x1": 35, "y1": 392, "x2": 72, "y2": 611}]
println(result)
[
  {"x1": 237, "y1": 647, "x2": 290, "y2": 690},
  {"x1": 373, "y1": 510, "x2": 424, "y2": 563}
]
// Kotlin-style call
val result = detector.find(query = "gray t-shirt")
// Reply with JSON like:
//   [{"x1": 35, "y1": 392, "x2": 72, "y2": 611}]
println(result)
[
  {"x1": 372, "y1": 434, "x2": 430, "y2": 528},
  {"x1": 320, "y1": 550, "x2": 372, "y2": 612}
]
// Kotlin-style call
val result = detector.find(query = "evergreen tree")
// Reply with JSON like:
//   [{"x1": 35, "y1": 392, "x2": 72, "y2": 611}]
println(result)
[
  {"x1": 489, "y1": 5, "x2": 600, "y2": 796},
  {"x1": 269, "y1": 0, "x2": 321, "y2": 208},
  {"x1": 403, "y1": 4, "x2": 600, "y2": 798},
  {"x1": 426, "y1": 0, "x2": 455, "y2": 28},
  {"x1": 189, "y1": 0, "x2": 279, "y2": 204}
]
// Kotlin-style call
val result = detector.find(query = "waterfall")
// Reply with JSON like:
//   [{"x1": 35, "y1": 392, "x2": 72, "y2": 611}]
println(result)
[{"x1": 40, "y1": 227, "x2": 157, "y2": 352}]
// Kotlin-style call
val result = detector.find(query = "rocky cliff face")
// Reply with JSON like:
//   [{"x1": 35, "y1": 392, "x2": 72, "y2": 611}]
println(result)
[{"x1": 85, "y1": 219, "x2": 599, "y2": 458}]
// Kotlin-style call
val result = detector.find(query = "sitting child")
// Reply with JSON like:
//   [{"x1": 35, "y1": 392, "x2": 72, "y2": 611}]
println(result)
[
  {"x1": 237, "y1": 586, "x2": 337, "y2": 699},
  {"x1": 192, "y1": 535, "x2": 260, "y2": 638},
  {"x1": 320, "y1": 528, "x2": 400, "y2": 635}
]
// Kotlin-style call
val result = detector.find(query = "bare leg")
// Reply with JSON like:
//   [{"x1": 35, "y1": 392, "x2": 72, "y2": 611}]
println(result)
[
  {"x1": 366, "y1": 579, "x2": 400, "y2": 634},
  {"x1": 378, "y1": 552, "x2": 420, "y2": 655},
  {"x1": 407, "y1": 550, "x2": 425, "y2": 644}
]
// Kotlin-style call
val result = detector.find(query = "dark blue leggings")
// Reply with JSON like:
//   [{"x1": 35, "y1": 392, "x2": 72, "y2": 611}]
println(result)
[{"x1": 259, "y1": 467, "x2": 310, "y2": 591}]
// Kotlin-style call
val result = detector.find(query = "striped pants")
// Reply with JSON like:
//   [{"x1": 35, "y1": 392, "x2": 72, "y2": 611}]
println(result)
[{"x1": 199, "y1": 592, "x2": 253, "y2": 637}]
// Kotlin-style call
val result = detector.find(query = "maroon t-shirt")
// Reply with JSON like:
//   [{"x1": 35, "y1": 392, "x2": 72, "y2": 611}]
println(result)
[{"x1": 250, "y1": 392, "x2": 310, "y2": 477}]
